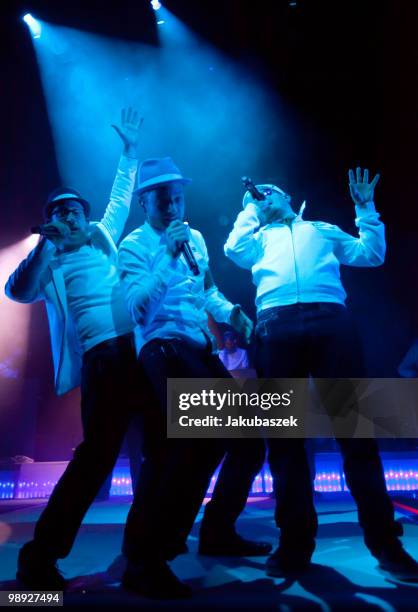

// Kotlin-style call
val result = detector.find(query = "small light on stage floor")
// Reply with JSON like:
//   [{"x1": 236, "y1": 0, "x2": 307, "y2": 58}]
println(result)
[{"x1": 22, "y1": 14, "x2": 42, "y2": 39}]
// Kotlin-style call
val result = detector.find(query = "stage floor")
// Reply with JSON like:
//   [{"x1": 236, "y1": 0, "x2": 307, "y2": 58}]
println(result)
[{"x1": 1, "y1": 496, "x2": 418, "y2": 610}]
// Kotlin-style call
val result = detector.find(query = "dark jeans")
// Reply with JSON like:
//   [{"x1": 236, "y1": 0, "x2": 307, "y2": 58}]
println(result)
[
  {"x1": 255, "y1": 302, "x2": 399, "y2": 557},
  {"x1": 122, "y1": 338, "x2": 264, "y2": 560},
  {"x1": 33, "y1": 333, "x2": 145, "y2": 560}
]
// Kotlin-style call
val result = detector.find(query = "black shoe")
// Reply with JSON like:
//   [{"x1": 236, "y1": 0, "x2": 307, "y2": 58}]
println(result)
[
  {"x1": 122, "y1": 560, "x2": 192, "y2": 599},
  {"x1": 266, "y1": 547, "x2": 311, "y2": 577},
  {"x1": 16, "y1": 542, "x2": 66, "y2": 590},
  {"x1": 376, "y1": 543, "x2": 418, "y2": 582},
  {"x1": 199, "y1": 532, "x2": 272, "y2": 557}
]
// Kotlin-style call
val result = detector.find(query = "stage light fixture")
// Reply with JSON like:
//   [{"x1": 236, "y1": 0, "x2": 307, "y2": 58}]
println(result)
[
  {"x1": 151, "y1": 0, "x2": 162, "y2": 10},
  {"x1": 23, "y1": 14, "x2": 42, "y2": 39}
]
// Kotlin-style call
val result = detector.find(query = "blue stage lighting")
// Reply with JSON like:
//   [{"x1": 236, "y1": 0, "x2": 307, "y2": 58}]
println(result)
[
  {"x1": 23, "y1": 14, "x2": 42, "y2": 39},
  {"x1": 151, "y1": 0, "x2": 162, "y2": 10}
]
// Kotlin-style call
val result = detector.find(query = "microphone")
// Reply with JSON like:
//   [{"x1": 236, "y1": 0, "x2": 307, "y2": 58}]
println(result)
[
  {"x1": 30, "y1": 224, "x2": 69, "y2": 237},
  {"x1": 181, "y1": 242, "x2": 199, "y2": 276},
  {"x1": 182, "y1": 222, "x2": 199, "y2": 276},
  {"x1": 31, "y1": 224, "x2": 52, "y2": 236},
  {"x1": 241, "y1": 176, "x2": 266, "y2": 201}
]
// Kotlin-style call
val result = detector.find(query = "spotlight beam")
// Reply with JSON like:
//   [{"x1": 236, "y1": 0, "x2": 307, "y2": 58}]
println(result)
[{"x1": 23, "y1": 14, "x2": 42, "y2": 39}]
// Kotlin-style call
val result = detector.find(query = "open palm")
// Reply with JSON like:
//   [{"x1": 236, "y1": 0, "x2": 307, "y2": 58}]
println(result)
[
  {"x1": 348, "y1": 167, "x2": 380, "y2": 206},
  {"x1": 112, "y1": 107, "x2": 143, "y2": 151}
]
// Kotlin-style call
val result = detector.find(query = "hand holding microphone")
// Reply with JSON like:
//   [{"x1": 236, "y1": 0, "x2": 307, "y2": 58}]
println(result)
[
  {"x1": 241, "y1": 176, "x2": 266, "y2": 202},
  {"x1": 241, "y1": 176, "x2": 273, "y2": 226},
  {"x1": 31, "y1": 221, "x2": 71, "y2": 247},
  {"x1": 165, "y1": 220, "x2": 199, "y2": 276}
]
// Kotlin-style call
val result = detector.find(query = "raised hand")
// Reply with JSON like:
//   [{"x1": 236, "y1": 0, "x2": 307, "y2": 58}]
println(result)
[
  {"x1": 229, "y1": 304, "x2": 253, "y2": 344},
  {"x1": 111, "y1": 107, "x2": 143, "y2": 157},
  {"x1": 348, "y1": 167, "x2": 380, "y2": 206}
]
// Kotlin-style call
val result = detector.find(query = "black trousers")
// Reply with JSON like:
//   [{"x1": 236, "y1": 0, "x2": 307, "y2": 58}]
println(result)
[
  {"x1": 33, "y1": 333, "x2": 145, "y2": 560},
  {"x1": 122, "y1": 338, "x2": 265, "y2": 560},
  {"x1": 200, "y1": 438, "x2": 266, "y2": 536},
  {"x1": 97, "y1": 414, "x2": 143, "y2": 500},
  {"x1": 255, "y1": 302, "x2": 399, "y2": 557}
]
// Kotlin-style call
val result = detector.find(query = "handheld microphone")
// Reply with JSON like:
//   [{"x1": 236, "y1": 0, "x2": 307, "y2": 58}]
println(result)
[
  {"x1": 181, "y1": 242, "x2": 199, "y2": 276},
  {"x1": 241, "y1": 176, "x2": 266, "y2": 201},
  {"x1": 30, "y1": 224, "x2": 69, "y2": 237},
  {"x1": 31, "y1": 224, "x2": 51, "y2": 236},
  {"x1": 182, "y1": 222, "x2": 200, "y2": 276}
]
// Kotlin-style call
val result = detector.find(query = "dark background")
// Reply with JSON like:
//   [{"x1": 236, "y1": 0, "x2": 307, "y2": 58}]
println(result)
[{"x1": 1, "y1": 0, "x2": 417, "y2": 460}]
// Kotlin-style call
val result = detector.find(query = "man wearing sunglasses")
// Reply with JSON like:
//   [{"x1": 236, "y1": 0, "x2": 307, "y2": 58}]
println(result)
[
  {"x1": 5, "y1": 108, "x2": 146, "y2": 591},
  {"x1": 224, "y1": 168, "x2": 418, "y2": 582}
]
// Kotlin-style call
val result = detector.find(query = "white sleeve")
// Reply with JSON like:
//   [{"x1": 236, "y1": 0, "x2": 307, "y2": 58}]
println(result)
[
  {"x1": 313, "y1": 202, "x2": 386, "y2": 267},
  {"x1": 205, "y1": 286, "x2": 234, "y2": 323},
  {"x1": 5, "y1": 239, "x2": 55, "y2": 304},
  {"x1": 224, "y1": 203, "x2": 262, "y2": 270},
  {"x1": 118, "y1": 237, "x2": 178, "y2": 327},
  {"x1": 97, "y1": 155, "x2": 138, "y2": 245},
  {"x1": 196, "y1": 231, "x2": 234, "y2": 323}
]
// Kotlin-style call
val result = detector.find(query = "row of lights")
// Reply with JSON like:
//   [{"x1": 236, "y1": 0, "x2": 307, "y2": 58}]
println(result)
[{"x1": 2, "y1": 468, "x2": 418, "y2": 499}]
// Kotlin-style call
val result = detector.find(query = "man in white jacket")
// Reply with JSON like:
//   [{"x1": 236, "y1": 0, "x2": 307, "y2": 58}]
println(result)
[
  {"x1": 5, "y1": 108, "x2": 146, "y2": 591},
  {"x1": 224, "y1": 168, "x2": 418, "y2": 581},
  {"x1": 118, "y1": 157, "x2": 270, "y2": 598}
]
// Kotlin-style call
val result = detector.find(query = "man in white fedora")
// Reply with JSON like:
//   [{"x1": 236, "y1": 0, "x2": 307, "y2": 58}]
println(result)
[{"x1": 118, "y1": 157, "x2": 270, "y2": 598}]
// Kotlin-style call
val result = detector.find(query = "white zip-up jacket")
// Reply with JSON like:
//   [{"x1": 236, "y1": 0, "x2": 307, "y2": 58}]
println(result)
[
  {"x1": 5, "y1": 155, "x2": 138, "y2": 395},
  {"x1": 224, "y1": 201, "x2": 386, "y2": 313}
]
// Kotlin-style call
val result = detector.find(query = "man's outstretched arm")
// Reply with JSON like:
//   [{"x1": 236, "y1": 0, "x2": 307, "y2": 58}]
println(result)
[
  {"x1": 98, "y1": 107, "x2": 142, "y2": 244},
  {"x1": 316, "y1": 167, "x2": 386, "y2": 267}
]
